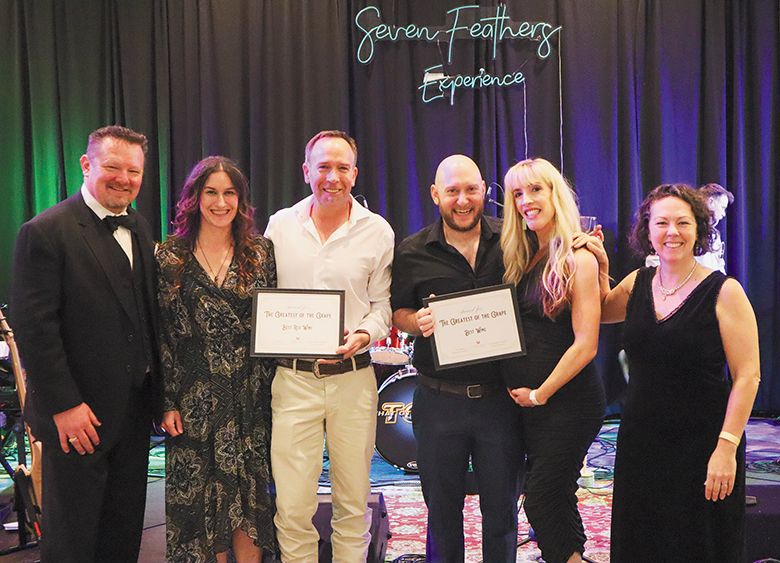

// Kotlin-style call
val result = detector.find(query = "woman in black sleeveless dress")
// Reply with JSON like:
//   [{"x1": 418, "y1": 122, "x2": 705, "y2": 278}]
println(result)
[
  {"x1": 501, "y1": 158, "x2": 605, "y2": 563},
  {"x1": 584, "y1": 184, "x2": 760, "y2": 562}
]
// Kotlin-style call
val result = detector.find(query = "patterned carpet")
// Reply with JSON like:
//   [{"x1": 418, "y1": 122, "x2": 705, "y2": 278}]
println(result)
[
  {"x1": 380, "y1": 484, "x2": 612, "y2": 562},
  {"x1": 374, "y1": 418, "x2": 780, "y2": 563},
  {"x1": 1, "y1": 418, "x2": 778, "y2": 562}
]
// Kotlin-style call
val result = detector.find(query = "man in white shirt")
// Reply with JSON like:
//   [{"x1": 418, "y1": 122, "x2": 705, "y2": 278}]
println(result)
[
  {"x1": 696, "y1": 182, "x2": 733, "y2": 273},
  {"x1": 265, "y1": 130, "x2": 394, "y2": 563}
]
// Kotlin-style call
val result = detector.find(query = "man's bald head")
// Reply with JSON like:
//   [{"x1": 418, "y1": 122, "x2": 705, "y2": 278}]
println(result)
[
  {"x1": 433, "y1": 154, "x2": 484, "y2": 190},
  {"x1": 431, "y1": 154, "x2": 486, "y2": 233}
]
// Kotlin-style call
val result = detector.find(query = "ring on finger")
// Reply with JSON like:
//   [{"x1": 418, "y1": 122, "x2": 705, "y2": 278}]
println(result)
[{"x1": 68, "y1": 436, "x2": 78, "y2": 443}]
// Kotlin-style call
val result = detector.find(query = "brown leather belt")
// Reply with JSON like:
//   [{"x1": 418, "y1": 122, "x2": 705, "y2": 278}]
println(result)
[
  {"x1": 416, "y1": 373, "x2": 501, "y2": 399},
  {"x1": 277, "y1": 351, "x2": 372, "y2": 378}
]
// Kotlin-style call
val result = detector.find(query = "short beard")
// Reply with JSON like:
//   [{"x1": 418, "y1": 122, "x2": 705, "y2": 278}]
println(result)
[{"x1": 442, "y1": 209, "x2": 482, "y2": 233}]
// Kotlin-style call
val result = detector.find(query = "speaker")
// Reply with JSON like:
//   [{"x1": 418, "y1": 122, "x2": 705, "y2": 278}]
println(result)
[
  {"x1": 313, "y1": 492, "x2": 390, "y2": 563},
  {"x1": 746, "y1": 484, "x2": 780, "y2": 561}
]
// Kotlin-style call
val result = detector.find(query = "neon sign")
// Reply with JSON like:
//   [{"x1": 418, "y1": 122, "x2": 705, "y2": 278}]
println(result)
[{"x1": 354, "y1": 4, "x2": 562, "y2": 105}]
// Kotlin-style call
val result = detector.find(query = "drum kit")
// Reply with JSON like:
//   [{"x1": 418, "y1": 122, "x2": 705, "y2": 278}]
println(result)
[{"x1": 370, "y1": 328, "x2": 418, "y2": 472}]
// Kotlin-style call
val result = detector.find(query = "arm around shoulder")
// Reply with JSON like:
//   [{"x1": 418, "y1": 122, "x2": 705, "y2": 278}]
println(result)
[{"x1": 600, "y1": 269, "x2": 639, "y2": 324}]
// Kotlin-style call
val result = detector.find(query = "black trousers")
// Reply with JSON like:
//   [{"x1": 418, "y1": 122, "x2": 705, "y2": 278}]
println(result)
[
  {"x1": 413, "y1": 384, "x2": 524, "y2": 563},
  {"x1": 40, "y1": 385, "x2": 152, "y2": 563}
]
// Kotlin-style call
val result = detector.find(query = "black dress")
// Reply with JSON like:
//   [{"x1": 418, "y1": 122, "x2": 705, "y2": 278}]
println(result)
[
  {"x1": 157, "y1": 236, "x2": 277, "y2": 562},
  {"x1": 502, "y1": 260, "x2": 606, "y2": 563},
  {"x1": 611, "y1": 267, "x2": 745, "y2": 562}
]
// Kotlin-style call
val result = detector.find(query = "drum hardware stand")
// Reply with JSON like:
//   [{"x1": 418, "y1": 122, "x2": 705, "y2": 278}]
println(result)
[
  {"x1": 0, "y1": 408, "x2": 41, "y2": 555},
  {"x1": 0, "y1": 412, "x2": 25, "y2": 479},
  {"x1": 0, "y1": 463, "x2": 41, "y2": 556},
  {"x1": 0, "y1": 305, "x2": 41, "y2": 556}
]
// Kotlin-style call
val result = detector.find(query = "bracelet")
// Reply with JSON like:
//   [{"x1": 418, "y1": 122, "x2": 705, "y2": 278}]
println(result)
[
  {"x1": 529, "y1": 389, "x2": 541, "y2": 406},
  {"x1": 718, "y1": 431, "x2": 740, "y2": 446}
]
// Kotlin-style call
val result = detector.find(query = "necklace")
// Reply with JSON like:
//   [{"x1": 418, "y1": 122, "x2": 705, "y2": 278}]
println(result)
[
  {"x1": 657, "y1": 260, "x2": 697, "y2": 300},
  {"x1": 196, "y1": 240, "x2": 233, "y2": 286}
]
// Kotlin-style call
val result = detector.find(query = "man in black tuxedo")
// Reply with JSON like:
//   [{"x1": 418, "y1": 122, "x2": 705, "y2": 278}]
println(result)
[{"x1": 11, "y1": 125, "x2": 162, "y2": 562}]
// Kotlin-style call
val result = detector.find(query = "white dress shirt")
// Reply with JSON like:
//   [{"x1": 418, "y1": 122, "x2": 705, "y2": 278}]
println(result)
[
  {"x1": 265, "y1": 195, "x2": 394, "y2": 352},
  {"x1": 696, "y1": 231, "x2": 726, "y2": 273},
  {"x1": 81, "y1": 184, "x2": 133, "y2": 268}
]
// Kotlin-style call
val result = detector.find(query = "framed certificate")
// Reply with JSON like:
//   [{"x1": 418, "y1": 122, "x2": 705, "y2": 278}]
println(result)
[
  {"x1": 250, "y1": 288, "x2": 345, "y2": 358},
  {"x1": 423, "y1": 284, "x2": 525, "y2": 370}
]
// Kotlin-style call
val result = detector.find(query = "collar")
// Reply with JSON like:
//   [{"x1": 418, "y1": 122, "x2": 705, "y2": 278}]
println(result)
[
  {"x1": 81, "y1": 184, "x2": 129, "y2": 219},
  {"x1": 425, "y1": 215, "x2": 499, "y2": 248},
  {"x1": 293, "y1": 194, "x2": 371, "y2": 227}
]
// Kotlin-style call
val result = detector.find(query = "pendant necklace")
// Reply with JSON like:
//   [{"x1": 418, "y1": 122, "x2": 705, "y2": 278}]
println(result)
[
  {"x1": 657, "y1": 260, "x2": 697, "y2": 300},
  {"x1": 197, "y1": 240, "x2": 233, "y2": 286}
]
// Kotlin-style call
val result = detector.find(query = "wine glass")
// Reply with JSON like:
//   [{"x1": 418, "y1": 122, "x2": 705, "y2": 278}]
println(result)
[{"x1": 579, "y1": 216, "x2": 597, "y2": 233}]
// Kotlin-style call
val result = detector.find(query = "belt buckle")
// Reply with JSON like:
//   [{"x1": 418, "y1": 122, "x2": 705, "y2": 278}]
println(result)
[
  {"x1": 466, "y1": 384, "x2": 483, "y2": 399},
  {"x1": 312, "y1": 359, "x2": 339, "y2": 379}
]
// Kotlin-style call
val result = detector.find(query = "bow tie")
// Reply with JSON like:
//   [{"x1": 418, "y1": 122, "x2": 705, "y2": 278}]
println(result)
[{"x1": 103, "y1": 214, "x2": 137, "y2": 233}]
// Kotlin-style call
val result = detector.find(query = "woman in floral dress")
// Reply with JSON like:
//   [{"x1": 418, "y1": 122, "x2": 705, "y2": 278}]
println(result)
[{"x1": 157, "y1": 156, "x2": 276, "y2": 562}]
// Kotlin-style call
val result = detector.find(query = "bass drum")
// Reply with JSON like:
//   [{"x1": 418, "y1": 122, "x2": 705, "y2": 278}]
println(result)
[
  {"x1": 375, "y1": 367, "x2": 418, "y2": 472},
  {"x1": 370, "y1": 346, "x2": 410, "y2": 387}
]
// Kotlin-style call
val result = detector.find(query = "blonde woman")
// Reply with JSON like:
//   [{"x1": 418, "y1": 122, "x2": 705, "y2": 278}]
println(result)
[{"x1": 500, "y1": 158, "x2": 605, "y2": 563}]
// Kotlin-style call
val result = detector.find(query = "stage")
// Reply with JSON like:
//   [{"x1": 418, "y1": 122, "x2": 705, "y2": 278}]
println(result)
[{"x1": 1, "y1": 418, "x2": 778, "y2": 562}]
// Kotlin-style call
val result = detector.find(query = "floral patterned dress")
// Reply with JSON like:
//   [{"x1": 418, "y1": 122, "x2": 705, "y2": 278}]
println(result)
[{"x1": 156, "y1": 236, "x2": 277, "y2": 562}]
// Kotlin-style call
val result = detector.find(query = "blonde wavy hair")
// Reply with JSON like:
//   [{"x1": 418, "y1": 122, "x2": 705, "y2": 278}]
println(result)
[{"x1": 501, "y1": 158, "x2": 582, "y2": 319}]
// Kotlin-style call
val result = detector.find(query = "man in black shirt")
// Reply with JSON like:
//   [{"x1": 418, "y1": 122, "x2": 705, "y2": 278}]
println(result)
[{"x1": 391, "y1": 155, "x2": 523, "y2": 562}]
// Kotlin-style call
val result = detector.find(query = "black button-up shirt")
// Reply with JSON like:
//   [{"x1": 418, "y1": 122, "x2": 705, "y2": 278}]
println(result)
[{"x1": 391, "y1": 216, "x2": 504, "y2": 383}]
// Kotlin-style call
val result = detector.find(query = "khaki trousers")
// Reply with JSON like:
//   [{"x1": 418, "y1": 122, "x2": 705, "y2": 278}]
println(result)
[{"x1": 271, "y1": 363, "x2": 378, "y2": 563}]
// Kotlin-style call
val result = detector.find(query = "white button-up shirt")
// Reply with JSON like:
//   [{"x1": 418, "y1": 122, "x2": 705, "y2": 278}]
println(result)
[{"x1": 265, "y1": 195, "x2": 394, "y2": 352}]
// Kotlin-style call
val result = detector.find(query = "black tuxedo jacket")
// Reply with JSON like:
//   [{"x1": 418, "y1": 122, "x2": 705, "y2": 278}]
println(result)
[{"x1": 11, "y1": 192, "x2": 163, "y2": 447}]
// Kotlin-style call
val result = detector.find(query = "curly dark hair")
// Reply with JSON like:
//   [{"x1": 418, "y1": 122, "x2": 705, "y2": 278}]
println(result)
[
  {"x1": 629, "y1": 183, "x2": 715, "y2": 257},
  {"x1": 167, "y1": 156, "x2": 261, "y2": 293}
]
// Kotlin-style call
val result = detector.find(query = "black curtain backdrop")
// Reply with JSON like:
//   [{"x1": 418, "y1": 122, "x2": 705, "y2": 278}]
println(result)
[{"x1": 1, "y1": 0, "x2": 778, "y2": 412}]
